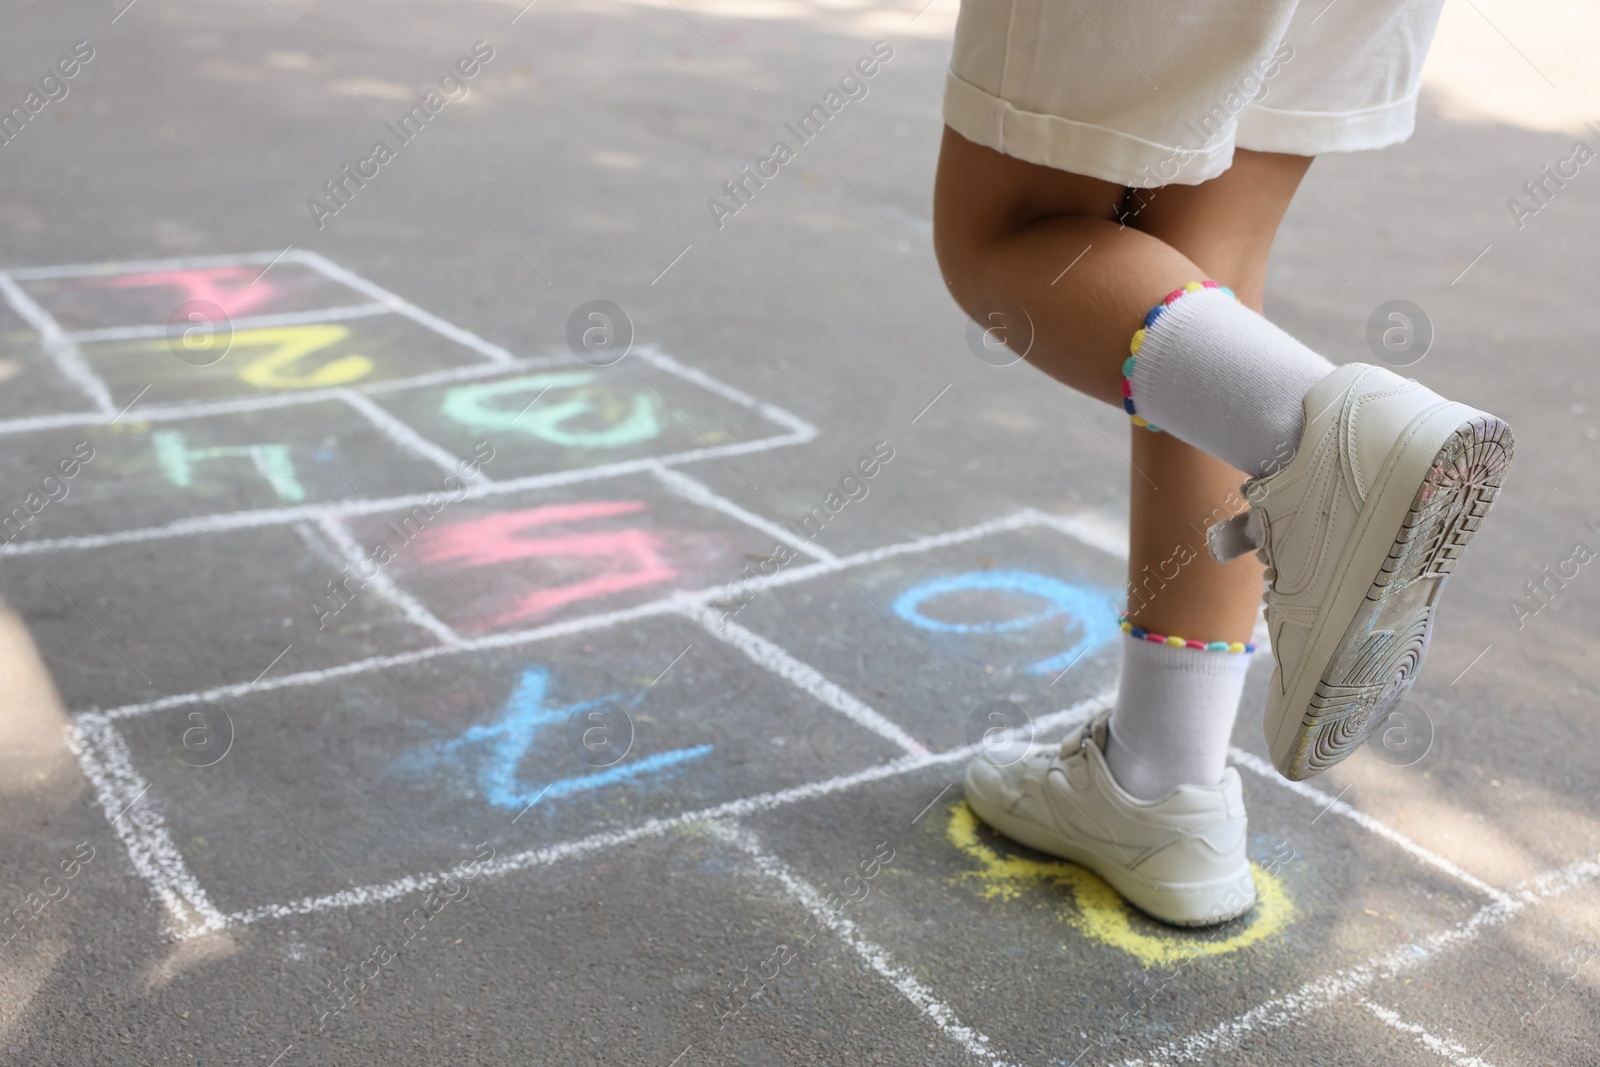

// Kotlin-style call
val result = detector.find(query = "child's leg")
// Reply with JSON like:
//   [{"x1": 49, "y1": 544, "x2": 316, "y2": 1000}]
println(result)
[{"x1": 935, "y1": 132, "x2": 1313, "y2": 798}]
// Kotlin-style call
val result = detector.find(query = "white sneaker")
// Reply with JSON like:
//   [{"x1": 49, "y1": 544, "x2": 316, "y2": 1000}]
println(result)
[
  {"x1": 962, "y1": 713, "x2": 1254, "y2": 927},
  {"x1": 1208, "y1": 363, "x2": 1513, "y2": 781}
]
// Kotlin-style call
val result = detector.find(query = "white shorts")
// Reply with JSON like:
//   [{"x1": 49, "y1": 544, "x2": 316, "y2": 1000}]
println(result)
[{"x1": 943, "y1": 0, "x2": 1446, "y2": 187}]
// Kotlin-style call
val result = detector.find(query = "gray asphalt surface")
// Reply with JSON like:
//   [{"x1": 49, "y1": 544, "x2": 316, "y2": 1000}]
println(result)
[{"x1": 1, "y1": 1, "x2": 1598, "y2": 1065}]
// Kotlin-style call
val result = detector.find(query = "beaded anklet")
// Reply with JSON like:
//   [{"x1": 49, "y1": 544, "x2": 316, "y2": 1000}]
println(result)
[
  {"x1": 1119, "y1": 613, "x2": 1256, "y2": 654},
  {"x1": 1122, "y1": 279, "x2": 1238, "y2": 431}
]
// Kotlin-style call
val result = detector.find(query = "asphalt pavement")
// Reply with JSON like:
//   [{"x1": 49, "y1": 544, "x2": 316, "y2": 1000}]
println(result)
[{"x1": 0, "y1": 1, "x2": 1597, "y2": 1065}]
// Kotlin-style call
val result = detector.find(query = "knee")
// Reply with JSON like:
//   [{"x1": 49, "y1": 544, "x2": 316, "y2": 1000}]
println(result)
[{"x1": 932, "y1": 130, "x2": 1005, "y2": 316}]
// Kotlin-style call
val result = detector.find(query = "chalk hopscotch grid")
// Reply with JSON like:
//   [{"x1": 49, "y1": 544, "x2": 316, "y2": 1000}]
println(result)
[
  {"x1": 69, "y1": 510, "x2": 1109, "y2": 909},
  {"x1": 64, "y1": 510, "x2": 1094, "y2": 960},
  {"x1": 0, "y1": 247, "x2": 814, "y2": 448},
  {"x1": 71, "y1": 499, "x2": 1513, "y2": 918},
  {"x1": 0, "y1": 252, "x2": 817, "y2": 546},
  {"x1": 68, "y1": 500, "x2": 1541, "y2": 1067},
  {"x1": 0, "y1": 249, "x2": 819, "y2": 926},
  {"x1": 76, "y1": 507, "x2": 1544, "y2": 1066},
  {"x1": 11, "y1": 253, "x2": 1536, "y2": 1065},
  {"x1": 8, "y1": 249, "x2": 847, "y2": 951}
]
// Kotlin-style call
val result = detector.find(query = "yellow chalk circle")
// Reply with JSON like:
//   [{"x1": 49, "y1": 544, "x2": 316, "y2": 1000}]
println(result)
[{"x1": 945, "y1": 803, "x2": 1293, "y2": 966}]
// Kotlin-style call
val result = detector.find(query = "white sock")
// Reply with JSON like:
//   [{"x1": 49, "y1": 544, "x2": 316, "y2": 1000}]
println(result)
[
  {"x1": 1104, "y1": 634, "x2": 1251, "y2": 801},
  {"x1": 1126, "y1": 285, "x2": 1336, "y2": 477}
]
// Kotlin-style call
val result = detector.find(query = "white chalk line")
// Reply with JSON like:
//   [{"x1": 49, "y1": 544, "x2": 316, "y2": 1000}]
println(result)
[
  {"x1": 1121, "y1": 856, "x2": 1600, "y2": 1065},
  {"x1": 761, "y1": 510, "x2": 1042, "y2": 594},
  {"x1": 335, "y1": 389, "x2": 494, "y2": 484},
  {"x1": 707, "y1": 820, "x2": 1022, "y2": 1066},
  {"x1": 291, "y1": 249, "x2": 517, "y2": 366},
  {"x1": 66, "y1": 715, "x2": 226, "y2": 937},
  {"x1": 678, "y1": 600, "x2": 928, "y2": 756},
  {"x1": 1360, "y1": 1000, "x2": 1502, "y2": 1067},
  {"x1": 1, "y1": 249, "x2": 288, "y2": 280},
  {"x1": 85, "y1": 509, "x2": 1104, "y2": 721},
  {"x1": 64, "y1": 302, "x2": 394, "y2": 343},
  {"x1": 313, "y1": 515, "x2": 463, "y2": 646},
  {"x1": 0, "y1": 409, "x2": 106, "y2": 435},
  {"x1": 224, "y1": 756, "x2": 933, "y2": 928},
  {"x1": 212, "y1": 688, "x2": 1115, "y2": 932},
  {"x1": 1229, "y1": 748, "x2": 1514, "y2": 907},
  {"x1": 649, "y1": 462, "x2": 834, "y2": 563},
  {"x1": 0, "y1": 272, "x2": 117, "y2": 416}
]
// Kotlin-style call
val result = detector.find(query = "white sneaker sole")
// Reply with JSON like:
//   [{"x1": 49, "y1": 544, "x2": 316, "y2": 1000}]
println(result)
[
  {"x1": 962, "y1": 766, "x2": 1255, "y2": 927},
  {"x1": 1268, "y1": 408, "x2": 1513, "y2": 780}
]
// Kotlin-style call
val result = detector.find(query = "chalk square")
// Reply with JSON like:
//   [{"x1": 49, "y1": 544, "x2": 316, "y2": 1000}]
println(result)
[
  {"x1": 14, "y1": 261, "x2": 370, "y2": 332},
  {"x1": 368, "y1": 357, "x2": 788, "y2": 481},
  {"x1": 725, "y1": 524, "x2": 1128, "y2": 753},
  {"x1": 110, "y1": 615, "x2": 907, "y2": 913},
  {"x1": 0, "y1": 402, "x2": 453, "y2": 542},
  {"x1": 76, "y1": 313, "x2": 493, "y2": 408},
  {"x1": 739, "y1": 751, "x2": 1486, "y2": 1067},
  {"x1": 3, "y1": 524, "x2": 441, "y2": 711},
  {"x1": 349, "y1": 476, "x2": 771, "y2": 635}
]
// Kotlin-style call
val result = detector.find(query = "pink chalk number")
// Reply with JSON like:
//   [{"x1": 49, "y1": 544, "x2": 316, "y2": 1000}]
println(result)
[{"x1": 414, "y1": 502, "x2": 677, "y2": 625}]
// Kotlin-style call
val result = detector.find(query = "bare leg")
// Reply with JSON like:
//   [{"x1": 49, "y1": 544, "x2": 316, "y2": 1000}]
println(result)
[{"x1": 932, "y1": 128, "x2": 1311, "y2": 643}]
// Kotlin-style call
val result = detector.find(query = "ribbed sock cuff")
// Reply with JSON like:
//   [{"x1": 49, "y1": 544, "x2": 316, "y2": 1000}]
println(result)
[{"x1": 1127, "y1": 286, "x2": 1335, "y2": 477}]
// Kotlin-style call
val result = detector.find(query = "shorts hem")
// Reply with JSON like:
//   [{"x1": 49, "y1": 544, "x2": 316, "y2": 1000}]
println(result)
[
  {"x1": 942, "y1": 69, "x2": 1235, "y2": 188},
  {"x1": 944, "y1": 69, "x2": 1423, "y2": 185},
  {"x1": 1234, "y1": 90, "x2": 1421, "y2": 156}
]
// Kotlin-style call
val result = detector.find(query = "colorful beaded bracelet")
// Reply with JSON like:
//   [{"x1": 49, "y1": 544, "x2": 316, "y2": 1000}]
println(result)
[
  {"x1": 1122, "y1": 279, "x2": 1238, "y2": 431},
  {"x1": 1119, "y1": 614, "x2": 1256, "y2": 654}
]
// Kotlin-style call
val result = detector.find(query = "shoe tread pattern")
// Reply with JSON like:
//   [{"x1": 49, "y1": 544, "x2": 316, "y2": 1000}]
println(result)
[{"x1": 1285, "y1": 415, "x2": 1513, "y2": 779}]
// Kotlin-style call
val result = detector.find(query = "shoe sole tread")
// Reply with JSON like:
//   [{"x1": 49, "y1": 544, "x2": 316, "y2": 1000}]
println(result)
[{"x1": 1275, "y1": 413, "x2": 1513, "y2": 779}]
